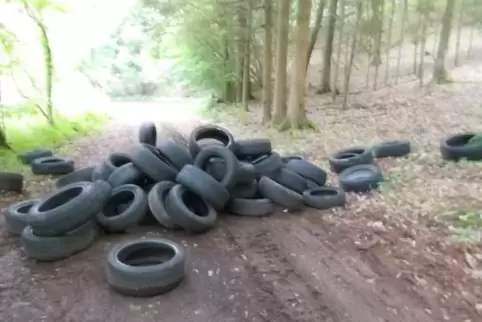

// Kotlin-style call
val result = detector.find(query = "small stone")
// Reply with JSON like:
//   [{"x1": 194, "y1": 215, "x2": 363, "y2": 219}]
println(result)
[{"x1": 465, "y1": 253, "x2": 478, "y2": 269}]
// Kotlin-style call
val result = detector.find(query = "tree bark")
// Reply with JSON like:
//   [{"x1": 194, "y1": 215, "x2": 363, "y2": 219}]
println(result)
[
  {"x1": 395, "y1": 0, "x2": 408, "y2": 84},
  {"x1": 262, "y1": 0, "x2": 273, "y2": 123},
  {"x1": 287, "y1": 0, "x2": 312, "y2": 129},
  {"x1": 432, "y1": 0, "x2": 455, "y2": 83},
  {"x1": 306, "y1": 0, "x2": 326, "y2": 72},
  {"x1": 454, "y1": 0, "x2": 464, "y2": 66},
  {"x1": 370, "y1": 0, "x2": 384, "y2": 66},
  {"x1": 383, "y1": 0, "x2": 396, "y2": 84},
  {"x1": 241, "y1": 0, "x2": 253, "y2": 111},
  {"x1": 319, "y1": 0, "x2": 338, "y2": 93},
  {"x1": 272, "y1": 0, "x2": 291, "y2": 125},
  {"x1": 331, "y1": 0, "x2": 344, "y2": 101},
  {"x1": 418, "y1": 18, "x2": 427, "y2": 86},
  {"x1": 235, "y1": 3, "x2": 247, "y2": 102},
  {"x1": 342, "y1": 0, "x2": 362, "y2": 109}
]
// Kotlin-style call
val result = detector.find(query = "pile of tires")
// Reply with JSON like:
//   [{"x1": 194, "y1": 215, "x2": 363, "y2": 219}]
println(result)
[{"x1": 1, "y1": 121, "x2": 407, "y2": 297}]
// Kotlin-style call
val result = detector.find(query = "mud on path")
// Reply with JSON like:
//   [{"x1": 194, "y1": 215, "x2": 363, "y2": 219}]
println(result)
[{"x1": 0, "y1": 99, "x2": 479, "y2": 322}]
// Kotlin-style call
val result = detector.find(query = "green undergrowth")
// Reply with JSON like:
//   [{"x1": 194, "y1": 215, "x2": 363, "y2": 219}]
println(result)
[
  {"x1": 0, "y1": 110, "x2": 109, "y2": 172},
  {"x1": 439, "y1": 210, "x2": 482, "y2": 243}
]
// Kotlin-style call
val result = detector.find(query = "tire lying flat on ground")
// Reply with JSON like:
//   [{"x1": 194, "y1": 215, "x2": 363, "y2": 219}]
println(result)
[
  {"x1": 176, "y1": 165, "x2": 229, "y2": 210},
  {"x1": 108, "y1": 163, "x2": 145, "y2": 188},
  {"x1": 258, "y1": 176, "x2": 303, "y2": 211},
  {"x1": 17, "y1": 148, "x2": 53, "y2": 164},
  {"x1": 28, "y1": 181, "x2": 110, "y2": 236},
  {"x1": 4, "y1": 199, "x2": 40, "y2": 235},
  {"x1": 329, "y1": 147, "x2": 374, "y2": 174},
  {"x1": 21, "y1": 220, "x2": 97, "y2": 261},
  {"x1": 230, "y1": 179, "x2": 258, "y2": 199},
  {"x1": 188, "y1": 124, "x2": 236, "y2": 158},
  {"x1": 226, "y1": 198, "x2": 274, "y2": 217},
  {"x1": 339, "y1": 164, "x2": 383, "y2": 193},
  {"x1": 373, "y1": 140, "x2": 411, "y2": 158},
  {"x1": 165, "y1": 184, "x2": 217, "y2": 233},
  {"x1": 56, "y1": 166, "x2": 95, "y2": 189},
  {"x1": 96, "y1": 184, "x2": 148, "y2": 232},
  {"x1": 440, "y1": 133, "x2": 482, "y2": 161},
  {"x1": 285, "y1": 159, "x2": 327, "y2": 186},
  {"x1": 303, "y1": 187, "x2": 346, "y2": 210},
  {"x1": 0, "y1": 172, "x2": 23, "y2": 193},
  {"x1": 31, "y1": 156, "x2": 75, "y2": 175},
  {"x1": 148, "y1": 181, "x2": 178, "y2": 229},
  {"x1": 272, "y1": 168, "x2": 307, "y2": 194},
  {"x1": 252, "y1": 152, "x2": 283, "y2": 178},
  {"x1": 106, "y1": 238, "x2": 186, "y2": 297},
  {"x1": 138, "y1": 122, "x2": 157, "y2": 146}
]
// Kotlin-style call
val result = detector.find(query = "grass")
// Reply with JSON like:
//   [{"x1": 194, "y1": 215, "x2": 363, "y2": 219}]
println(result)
[{"x1": 0, "y1": 107, "x2": 109, "y2": 171}]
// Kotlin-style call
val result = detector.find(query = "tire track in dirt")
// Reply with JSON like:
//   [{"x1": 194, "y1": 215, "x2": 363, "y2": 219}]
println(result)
[
  {"x1": 224, "y1": 211, "x2": 439, "y2": 322},
  {"x1": 223, "y1": 216, "x2": 348, "y2": 322}
]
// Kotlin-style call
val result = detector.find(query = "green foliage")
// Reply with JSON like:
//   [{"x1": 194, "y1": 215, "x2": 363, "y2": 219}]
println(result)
[{"x1": 0, "y1": 103, "x2": 108, "y2": 171}]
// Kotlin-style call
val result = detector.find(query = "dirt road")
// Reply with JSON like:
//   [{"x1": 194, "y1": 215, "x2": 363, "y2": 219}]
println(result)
[{"x1": 0, "y1": 98, "x2": 479, "y2": 322}]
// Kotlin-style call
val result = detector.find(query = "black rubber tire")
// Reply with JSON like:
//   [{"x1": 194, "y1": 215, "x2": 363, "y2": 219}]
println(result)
[
  {"x1": 106, "y1": 238, "x2": 185, "y2": 297},
  {"x1": 28, "y1": 181, "x2": 111, "y2": 236},
  {"x1": 303, "y1": 187, "x2": 346, "y2": 210},
  {"x1": 130, "y1": 144, "x2": 178, "y2": 182},
  {"x1": 205, "y1": 159, "x2": 255, "y2": 185},
  {"x1": 194, "y1": 146, "x2": 239, "y2": 189},
  {"x1": 17, "y1": 148, "x2": 53, "y2": 164},
  {"x1": 339, "y1": 164, "x2": 383, "y2": 193},
  {"x1": 138, "y1": 121, "x2": 157, "y2": 146},
  {"x1": 373, "y1": 140, "x2": 411, "y2": 158},
  {"x1": 285, "y1": 159, "x2": 327, "y2": 186},
  {"x1": 252, "y1": 152, "x2": 283, "y2": 178},
  {"x1": 440, "y1": 133, "x2": 482, "y2": 161},
  {"x1": 31, "y1": 156, "x2": 75, "y2": 175},
  {"x1": 234, "y1": 139, "x2": 272, "y2": 159},
  {"x1": 176, "y1": 165, "x2": 229, "y2": 210},
  {"x1": 328, "y1": 147, "x2": 374, "y2": 174},
  {"x1": 55, "y1": 166, "x2": 94, "y2": 189},
  {"x1": 21, "y1": 220, "x2": 96, "y2": 261},
  {"x1": 226, "y1": 198, "x2": 274, "y2": 217},
  {"x1": 165, "y1": 184, "x2": 217, "y2": 233},
  {"x1": 0, "y1": 172, "x2": 23, "y2": 193},
  {"x1": 258, "y1": 176, "x2": 303, "y2": 211},
  {"x1": 96, "y1": 184, "x2": 148, "y2": 233},
  {"x1": 148, "y1": 181, "x2": 179, "y2": 229},
  {"x1": 230, "y1": 180, "x2": 258, "y2": 199},
  {"x1": 92, "y1": 153, "x2": 132, "y2": 181},
  {"x1": 157, "y1": 139, "x2": 193, "y2": 171},
  {"x1": 281, "y1": 155, "x2": 303, "y2": 163},
  {"x1": 188, "y1": 124, "x2": 236, "y2": 158},
  {"x1": 108, "y1": 163, "x2": 145, "y2": 188},
  {"x1": 271, "y1": 168, "x2": 307, "y2": 194},
  {"x1": 4, "y1": 199, "x2": 40, "y2": 235},
  {"x1": 306, "y1": 180, "x2": 320, "y2": 189}
]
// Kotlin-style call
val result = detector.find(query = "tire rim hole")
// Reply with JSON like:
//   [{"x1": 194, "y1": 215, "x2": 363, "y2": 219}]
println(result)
[
  {"x1": 103, "y1": 191, "x2": 136, "y2": 217},
  {"x1": 118, "y1": 244, "x2": 175, "y2": 267},
  {"x1": 310, "y1": 189, "x2": 338, "y2": 196},
  {"x1": 38, "y1": 186, "x2": 84, "y2": 212},
  {"x1": 182, "y1": 190, "x2": 210, "y2": 217}
]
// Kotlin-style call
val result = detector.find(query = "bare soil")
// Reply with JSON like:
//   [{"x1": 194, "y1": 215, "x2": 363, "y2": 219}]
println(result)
[{"x1": 2, "y1": 63, "x2": 482, "y2": 321}]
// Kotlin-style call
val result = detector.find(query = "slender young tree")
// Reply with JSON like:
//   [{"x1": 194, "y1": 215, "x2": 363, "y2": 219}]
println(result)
[
  {"x1": 262, "y1": 0, "x2": 273, "y2": 123},
  {"x1": 395, "y1": 0, "x2": 408, "y2": 84},
  {"x1": 319, "y1": 0, "x2": 338, "y2": 93},
  {"x1": 332, "y1": 0, "x2": 345, "y2": 101},
  {"x1": 306, "y1": 0, "x2": 326, "y2": 71},
  {"x1": 241, "y1": 0, "x2": 253, "y2": 111},
  {"x1": 432, "y1": 0, "x2": 456, "y2": 83}
]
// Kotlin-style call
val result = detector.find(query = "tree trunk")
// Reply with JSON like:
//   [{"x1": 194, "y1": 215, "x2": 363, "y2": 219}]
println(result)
[
  {"x1": 306, "y1": 0, "x2": 326, "y2": 72},
  {"x1": 331, "y1": 0, "x2": 344, "y2": 101},
  {"x1": 37, "y1": 18, "x2": 54, "y2": 125},
  {"x1": 370, "y1": 0, "x2": 384, "y2": 66},
  {"x1": 319, "y1": 0, "x2": 338, "y2": 93},
  {"x1": 432, "y1": 0, "x2": 455, "y2": 84},
  {"x1": 272, "y1": 0, "x2": 291, "y2": 125},
  {"x1": 287, "y1": 0, "x2": 312, "y2": 129},
  {"x1": 241, "y1": 0, "x2": 253, "y2": 111},
  {"x1": 467, "y1": 26, "x2": 475, "y2": 58},
  {"x1": 454, "y1": 0, "x2": 464, "y2": 66},
  {"x1": 342, "y1": 0, "x2": 362, "y2": 109},
  {"x1": 262, "y1": 0, "x2": 273, "y2": 123},
  {"x1": 235, "y1": 4, "x2": 247, "y2": 102},
  {"x1": 418, "y1": 19, "x2": 427, "y2": 86},
  {"x1": 383, "y1": 0, "x2": 396, "y2": 84},
  {"x1": 395, "y1": 0, "x2": 408, "y2": 84}
]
